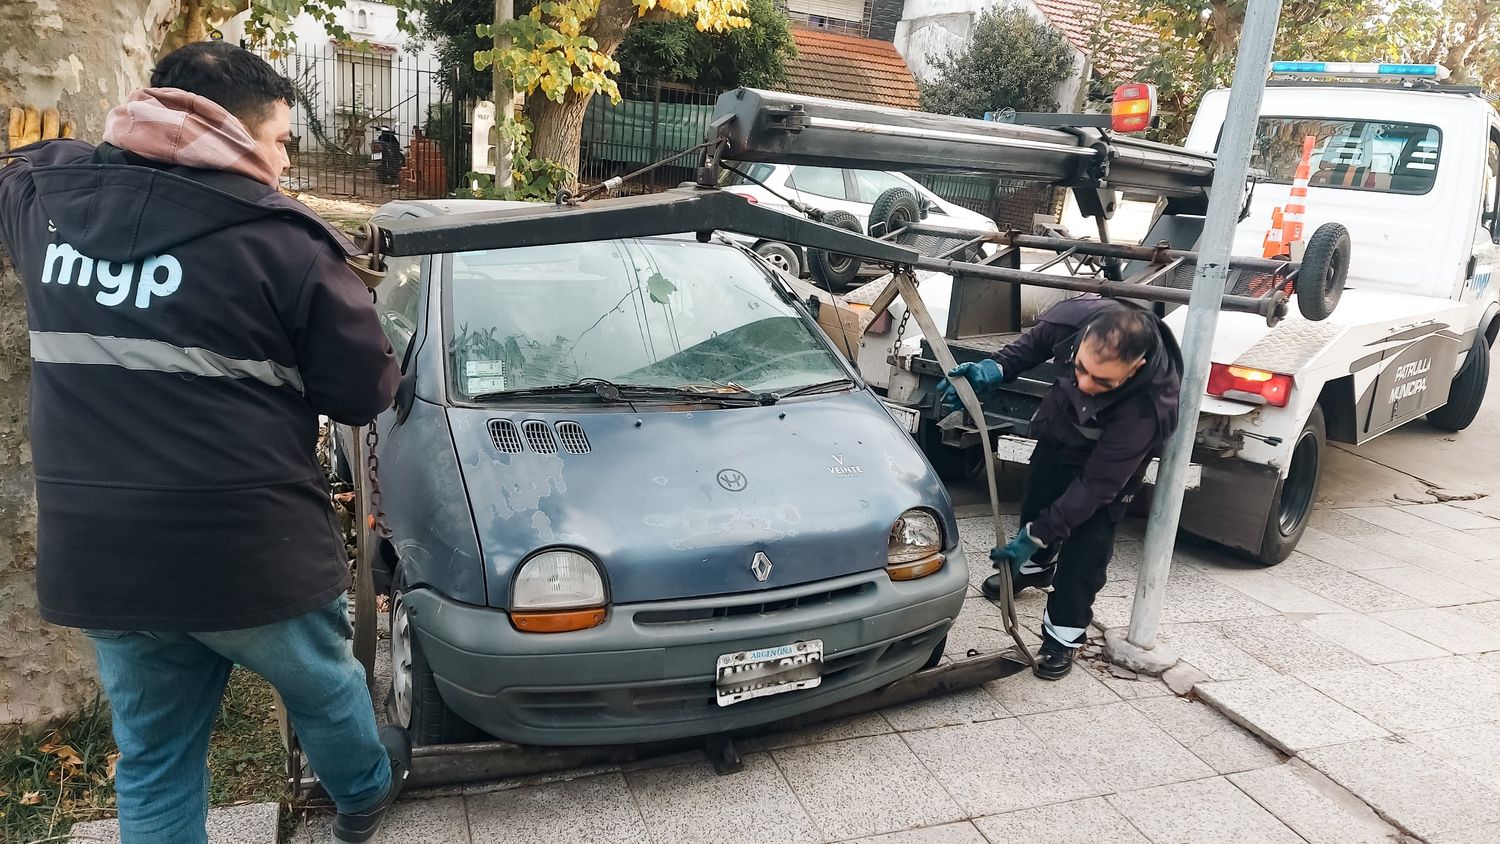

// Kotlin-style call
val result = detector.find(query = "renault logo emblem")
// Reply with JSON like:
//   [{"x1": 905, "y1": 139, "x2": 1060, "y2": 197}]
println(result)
[{"x1": 751, "y1": 552, "x2": 773, "y2": 582}]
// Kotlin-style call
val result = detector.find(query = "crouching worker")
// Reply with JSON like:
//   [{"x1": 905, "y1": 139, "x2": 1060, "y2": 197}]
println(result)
[
  {"x1": 0, "y1": 43, "x2": 406, "y2": 844},
  {"x1": 937, "y1": 295, "x2": 1182, "y2": 680}
]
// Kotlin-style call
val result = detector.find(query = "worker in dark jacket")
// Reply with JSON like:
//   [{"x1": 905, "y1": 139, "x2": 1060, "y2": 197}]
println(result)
[
  {"x1": 0, "y1": 44, "x2": 404, "y2": 844},
  {"x1": 938, "y1": 295, "x2": 1182, "y2": 680}
]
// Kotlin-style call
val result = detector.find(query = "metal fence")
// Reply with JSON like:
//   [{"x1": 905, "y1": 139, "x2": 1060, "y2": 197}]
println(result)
[
  {"x1": 254, "y1": 46, "x2": 469, "y2": 200},
  {"x1": 579, "y1": 81, "x2": 722, "y2": 194}
]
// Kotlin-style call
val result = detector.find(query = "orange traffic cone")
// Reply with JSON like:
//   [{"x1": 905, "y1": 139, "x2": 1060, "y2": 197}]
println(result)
[
  {"x1": 1280, "y1": 135, "x2": 1315, "y2": 255},
  {"x1": 1262, "y1": 206, "x2": 1285, "y2": 259}
]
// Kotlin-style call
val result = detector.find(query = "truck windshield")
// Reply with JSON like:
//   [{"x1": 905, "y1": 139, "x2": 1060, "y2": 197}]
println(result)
[
  {"x1": 1247, "y1": 117, "x2": 1441, "y2": 195},
  {"x1": 445, "y1": 238, "x2": 849, "y2": 400}
]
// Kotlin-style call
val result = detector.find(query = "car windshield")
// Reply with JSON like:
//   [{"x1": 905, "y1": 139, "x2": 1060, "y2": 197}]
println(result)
[
  {"x1": 1245, "y1": 117, "x2": 1442, "y2": 195},
  {"x1": 716, "y1": 162, "x2": 776, "y2": 188},
  {"x1": 445, "y1": 238, "x2": 850, "y2": 399}
]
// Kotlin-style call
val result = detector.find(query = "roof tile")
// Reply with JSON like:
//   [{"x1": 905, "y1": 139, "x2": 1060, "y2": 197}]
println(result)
[{"x1": 784, "y1": 28, "x2": 923, "y2": 110}]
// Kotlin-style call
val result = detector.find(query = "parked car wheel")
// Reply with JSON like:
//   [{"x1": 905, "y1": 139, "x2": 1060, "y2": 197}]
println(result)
[
  {"x1": 1294, "y1": 223, "x2": 1350, "y2": 322},
  {"x1": 1427, "y1": 336, "x2": 1489, "y2": 432},
  {"x1": 809, "y1": 210, "x2": 864, "y2": 289},
  {"x1": 1254, "y1": 405, "x2": 1324, "y2": 566},
  {"x1": 753, "y1": 240, "x2": 802, "y2": 276},
  {"x1": 389, "y1": 583, "x2": 481, "y2": 745},
  {"x1": 922, "y1": 634, "x2": 947, "y2": 670},
  {"x1": 868, "y1": 188, "x2": 922, "y2": 238}
]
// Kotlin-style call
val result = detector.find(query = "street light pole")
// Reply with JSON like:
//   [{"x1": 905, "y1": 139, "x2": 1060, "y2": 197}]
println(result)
[
  {"x1": 1105, "y1": 0, "x2": 1284, "y2": 675},
  {"x1": 493, "y1": 0, "x2": 515, "y2": 191}
]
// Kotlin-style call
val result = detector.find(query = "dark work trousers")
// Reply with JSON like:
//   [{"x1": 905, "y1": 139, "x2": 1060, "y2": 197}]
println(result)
[{"x1": 1020, "y1": 437, "x2": 1133, "y2": 649}]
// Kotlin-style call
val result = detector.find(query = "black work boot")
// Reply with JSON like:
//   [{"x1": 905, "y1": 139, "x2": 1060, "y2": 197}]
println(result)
[
  {"x1": 332, "y1": 725, "x2": 412, "y2": 844},
  {"x1": 1033, "y1": 638, "x2": 1076, "y2": 681},
  {"x1": 980, "y1": 565, "x2": 1055, "y2": 600}
]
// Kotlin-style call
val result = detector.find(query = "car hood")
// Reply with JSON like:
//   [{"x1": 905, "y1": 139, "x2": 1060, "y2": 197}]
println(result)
[{"x1": 446, "y1": 390, "x2": 955, "y2": 607}]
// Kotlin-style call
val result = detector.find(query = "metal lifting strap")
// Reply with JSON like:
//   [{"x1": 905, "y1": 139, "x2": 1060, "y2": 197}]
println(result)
[{"x1": 891, "y1": 271, "x2": 1036, "y2": 669}]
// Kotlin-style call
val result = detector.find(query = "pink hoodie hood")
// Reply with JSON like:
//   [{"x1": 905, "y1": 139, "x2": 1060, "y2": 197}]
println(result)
[{"x1": 103, "y1": 88, "x2": 283, "y2": 187}]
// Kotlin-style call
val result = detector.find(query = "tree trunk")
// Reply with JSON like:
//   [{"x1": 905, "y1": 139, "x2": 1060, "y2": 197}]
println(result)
[
  {"x1": 0, "y1": 0, "x2": 178, "y2": 732},
  {"x1": 525, "y1": 0, "x2": 641, "y2": 183}
]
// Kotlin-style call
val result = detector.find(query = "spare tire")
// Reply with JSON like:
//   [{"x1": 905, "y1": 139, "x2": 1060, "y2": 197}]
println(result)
[
  {"x1": 809, "y1": 210, "x2": 865, "y2": 289},
  {"x1": 1295, "y1": 223, "x2": 1350, "y2": 321},
  {"x1": 869, "y1": 187, "x2": 922, "y2": 238}
]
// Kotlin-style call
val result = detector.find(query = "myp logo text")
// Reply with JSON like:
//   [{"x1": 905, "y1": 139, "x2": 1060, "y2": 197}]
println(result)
[{"x1": 41, "y1": 241, "x2": 181, "y2": 309}]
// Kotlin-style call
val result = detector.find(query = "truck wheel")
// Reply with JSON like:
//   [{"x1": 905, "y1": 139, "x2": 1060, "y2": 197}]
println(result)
[
  {"x1": 869, "y1": 188, "x2": 922, "y2": 238},
  {"x1": 1427, "y1": 337, "x2": 1489, "y2": 432},
  {"x1": 918, "y1": 419, "x2": 983, "y2": 482},
  {"x1": 389, "y1": 583, "x2": 481, "y2": 746},
  {"x1": 1255, "y1": 405, "x2": 1325, "y2": 566},
  {"x1": 809, "y1": 210, "x2": 864, "y2": 289},
  {"x1": 754, "y1": 241, "x2": 802, "y2": 276},
  {"x1": 1295, "y1": 223, "x2": 1350, "y2": 321}
]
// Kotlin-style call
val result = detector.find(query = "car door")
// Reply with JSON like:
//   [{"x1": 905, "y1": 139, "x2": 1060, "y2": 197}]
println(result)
[{"x1": 785, "y1": 165, "x2": 864, "y2": 223}]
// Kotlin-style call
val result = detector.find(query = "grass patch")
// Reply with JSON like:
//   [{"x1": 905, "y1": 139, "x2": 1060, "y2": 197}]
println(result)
[{"x1": 0, "y1": 668, "x2": 287, "y2": 843}]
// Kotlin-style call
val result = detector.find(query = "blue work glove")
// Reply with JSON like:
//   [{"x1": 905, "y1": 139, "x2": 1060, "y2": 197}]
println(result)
[
  {"x1": 936, "y1": 359, "x2": 1004, "y2": 413},
  {"x1": 989, "y1": 524, "x2": 1046, "y2": 576}
]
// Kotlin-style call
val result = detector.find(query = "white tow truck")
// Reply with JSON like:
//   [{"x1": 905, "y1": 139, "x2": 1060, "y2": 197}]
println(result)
[{"x1": 856, "y1": 61, "x2": 1500, "y2": 564}]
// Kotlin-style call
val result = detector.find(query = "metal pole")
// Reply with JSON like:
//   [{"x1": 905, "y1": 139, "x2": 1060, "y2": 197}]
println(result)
[
  {"x1": 1116, "y1": 0, "x2": 1283, "y2": 671},
  {"x1": 493, "y1": 0, "x2": 515, "y2": 190}
]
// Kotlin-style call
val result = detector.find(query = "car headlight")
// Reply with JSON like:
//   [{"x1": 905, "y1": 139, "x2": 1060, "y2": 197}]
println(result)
[
  {"x1": 510, "y1": 549, "x2": 608, "y2": 633},
  {"x1": 887, "y1": 509, "x2": 945, "y2": 580}
]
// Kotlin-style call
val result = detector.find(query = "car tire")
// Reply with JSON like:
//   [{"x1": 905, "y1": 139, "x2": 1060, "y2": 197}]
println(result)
[
  {"x1": 1253, "y1": 405, "x2": 1324, "y2": 566},
  {"x1": 868, "y1": 188, "x2": 922, "y2": 239},
  {"x1": 1295, "y1": 223, "x2": 1350, "y2": 322},
  {"x1": 808, "y1": 210, "x2": 864, "y2": 289},
  {"x1": 389, "y1": 583, "x2": 481, "y2": 746},
  {"x1": 754, "y1": 240, "x2": 802, "y2": 276},
  {"x1": 1427, "y1": 336, "x2": 1489, "y2": 432},
  {"x1": 922, "y1": 634, "x2": 947, "y2": 670}
]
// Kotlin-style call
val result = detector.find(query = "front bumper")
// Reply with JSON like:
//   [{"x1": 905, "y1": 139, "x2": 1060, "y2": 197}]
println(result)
[{"x1": 406, "y1": 548, "x2": 968, "y2": 745}]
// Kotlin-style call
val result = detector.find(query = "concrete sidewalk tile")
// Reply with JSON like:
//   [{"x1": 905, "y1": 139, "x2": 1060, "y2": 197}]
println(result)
[
  {"x1": 71, "y1": 802, "x2": 283, "y2": 844},
  {"x1": 624, "y1": 753, "x2": 818, "y2": 844},
  {"x1": 1310, "y1": 510, "x2": 1400, "y2": 539},
  {"x1": 1297, "y1": 612, "x2": 1450, "y2": 663},
  {"x1": 902, "y1": 719, "x2": 1102, "y2": 817},
  {"x1": 1130, "y1": 696, "x2": 1283, "y2": 775},
  {"x1": 1385, "y1": 655, "x2": 1500, "y2": 714},
  {"x1": 372, "y1": 798, "x2": 471, "y2": 844},
  {"x1": 1475, "y1": 652, "x2": 1500, "y2": 671},
  {"x1": 882, "y1": 686, "x2": 1010, "y2": 733},
  {"x1": 1349, "y1": 532, "x2": 1472, "y2": 569},
  {"x1": 1217, "y1": 616, "x2": 1368, "y2": 675},
  {"x1": 1472, "y1": 527, "x2": 1500, "y2": 544},
  {"x1": 1195, "y1": 676, "x2": 1388, "y2": 754},
  {"x1": 946, "y1": 598, "x2": 1035, "y2": 662},
  {"x1": 773, "y1": 733, "x2": 963, "y2": 840},
  {"x1": 1156, "y1": 573, "x2": 1282, "y2": 624},
  {"x1": 1107, "y1": 776, "x2": 1303, "y2": 844},
  {"x1": 983, "y1": 656, "x2": 1119, "y2": 716},
  {"x1": 840, "y1": 822, "x2": 990, "y2": 844},
  {"x1": 1344, "y1": 506, "x2": 1450, "y2": 534},
  {"x1": 1089, "y1": 592, "x2": 1136, "y2": 631},
  {"x1": 1209, "y1": 570, "x2": 1350, "y2": 614},
  {"x1": 1019, "y1": 702, "x2": 1215, "y2": 793},
  {"x1": 1158, "y1": 622, "x2": 1280, "y2": 682},
  {"x1": 1407, "y1": 722, "x2": 1500, "y2": 796},
  {"x1": 1295, "y1": 534, "x2": 1404, "y2": 572},
  {"x1": 1403, "y1": 503, "x2": 1500, "y2": 531},
  {"x1": 1374, "y1": 607, "x2": 1500, "y2": 654},
  {"x1": 972, "y1": 797, "x2": 1149, "y2": 844},
  {"x1": 1090, "y1": 664, "x2": 1173, "y2": 701},
  {"x1": 1228, "y1": 761, "x2": 1403, "y2": 844},
  {"x1": 1297, "y1": 665, "x2": 1487, "y2": 735},
  {"x1": 751, "y1": 710, "x2": 892, "y2": 752},
  {"x1": 466, "y1": 773, "x2": 647, "y2": 844},
  {"x1": 1301, "y1": 737, "x2": 1500, "y2": 838},
  {"x1": 1449, "y1": 600, "x2": 1500, "y2": 633},
  {"x1": 1356, "y1": 565, "x2": 1496, "y2": 606},
  {"x1": 1428, "y1": 824, "x2": 1500, "y2": 843},
  {"x1": 1416, "y1": 559, "x2": 1500, "y2": 598},
  {"x1": 1280, "y1": 559, "x2": 1424, "y2": 613},
  {"x1": 1427, "y1": 528, "x2": 1500, "y2": 560}
]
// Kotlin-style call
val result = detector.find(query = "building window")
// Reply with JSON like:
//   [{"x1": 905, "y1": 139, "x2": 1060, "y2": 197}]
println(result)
[{"x1": 335, "y1": 50, "x2": 393, "y2": 151}]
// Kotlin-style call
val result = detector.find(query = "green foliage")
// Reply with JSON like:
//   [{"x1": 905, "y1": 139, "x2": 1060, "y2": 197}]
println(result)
[
  {"x1": 919, "y1": 5, "x2": 1077, "y2": 118},
  {"x1": 613, "y1": 0, "x2": 795, "y2": 89},
  {"x1": 455, "y1": 113, "x2": 572, "y2": 201},
  {"x1": 417, "y1": 0, "x2": 507, "y2": 103}
]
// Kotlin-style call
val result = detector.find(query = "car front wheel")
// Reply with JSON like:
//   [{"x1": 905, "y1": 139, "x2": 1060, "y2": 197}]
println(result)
[{"x1": 389, "y1": 583, "x2": 480, "y2": 745}]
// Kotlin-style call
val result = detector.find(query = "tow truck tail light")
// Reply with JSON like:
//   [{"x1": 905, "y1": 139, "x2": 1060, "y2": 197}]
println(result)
[
  {"x1": 1207, "y1": 363, "x2": 1293, "y2": 407},
  {"x1": 1111, "y1": 84, "x2": 1157, "y2": 133}
]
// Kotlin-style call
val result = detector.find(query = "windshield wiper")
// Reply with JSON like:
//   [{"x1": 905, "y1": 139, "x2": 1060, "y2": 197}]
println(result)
[
  {"x1": 776, "y1": 378, "x2": 856, "y2": 399},
  {"x1": 472, "y1": 378, "x2": 775, "y2": 406}
]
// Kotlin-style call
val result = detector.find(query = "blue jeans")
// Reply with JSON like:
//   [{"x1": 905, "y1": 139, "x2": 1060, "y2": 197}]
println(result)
[{"x1": 86, "y1": 593, "x2": 390, "y2": 844}]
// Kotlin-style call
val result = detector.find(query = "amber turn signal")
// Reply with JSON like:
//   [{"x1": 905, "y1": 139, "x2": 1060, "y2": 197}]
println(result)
[
  {"x1": 886, "y1": 553, "x2": 945, "y2": 581},
  {"x1": 510, "y1": 607, "x2": 607, "y2": 633}
]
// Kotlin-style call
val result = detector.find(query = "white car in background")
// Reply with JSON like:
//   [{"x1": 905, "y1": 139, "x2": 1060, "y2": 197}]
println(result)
[{"x1": 718, "y1": 163, "x2": 999, "y2": 278}]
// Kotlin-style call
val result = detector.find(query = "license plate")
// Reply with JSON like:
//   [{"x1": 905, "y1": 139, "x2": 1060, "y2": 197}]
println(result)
[
  {"x1": 715, "y1": 640, "x2": 823, "y2": 707},
  {"x1": 371, "y1": 152, "x2": 383, "y2": 160},
  {"x1": 882, "y1": 401, "x2": 920, "y2": 434}
]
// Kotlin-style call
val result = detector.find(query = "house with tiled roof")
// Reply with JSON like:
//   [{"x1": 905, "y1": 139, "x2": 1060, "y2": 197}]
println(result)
[
  {"x1": 775, "y1": 0, "x2": 925, "y2": 110},
  {"x1": 894, "y1": 0, "x2": 1156, "y2": 110}
]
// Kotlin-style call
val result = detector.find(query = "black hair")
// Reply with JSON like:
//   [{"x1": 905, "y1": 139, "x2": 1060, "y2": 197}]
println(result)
[
  {"x1": 1081, "y1": 307, "x2": 1156, "y2": 363},
  {"x1": 150, "y1": 42, "x2": 294, "y2": 130}
]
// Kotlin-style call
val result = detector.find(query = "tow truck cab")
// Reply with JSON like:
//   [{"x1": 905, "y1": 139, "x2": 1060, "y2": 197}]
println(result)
[{"x1": 1167, "y1": 63, "x2": 1500, "y2": 562}]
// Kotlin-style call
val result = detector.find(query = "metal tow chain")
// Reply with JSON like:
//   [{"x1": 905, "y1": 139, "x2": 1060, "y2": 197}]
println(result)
[{"x1": 365, "y1": 425, "x2": 392, "y2": 539}]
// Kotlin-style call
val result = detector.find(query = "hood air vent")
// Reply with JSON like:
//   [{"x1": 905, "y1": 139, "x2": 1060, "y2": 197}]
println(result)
[
  {"x1": 522, "y1": 420, "x2": 559, "y2": 454},
  {"x1": 488, "y1": 420, "x2": 524, "y2": 453},
  {"x1": 555, "y1": 421, "x2": 591, "y2": 454}
]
